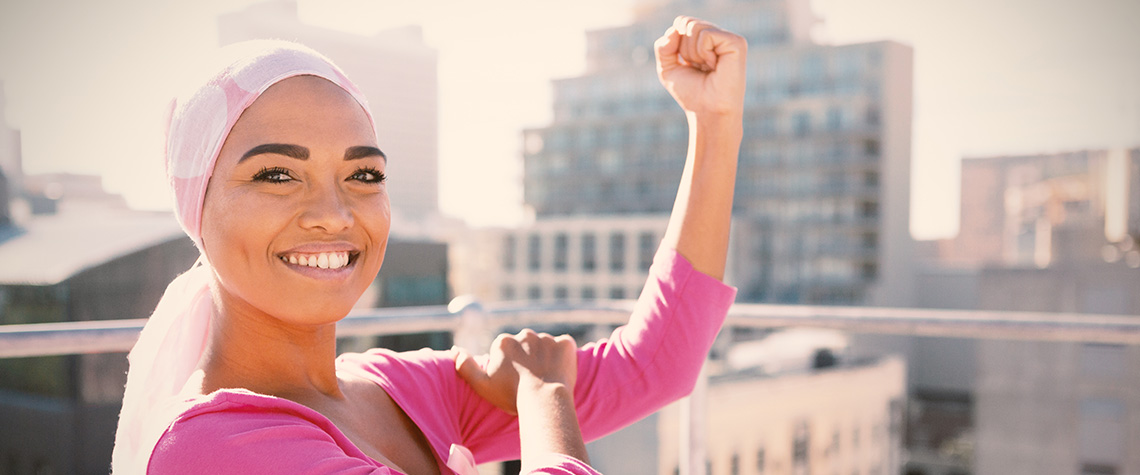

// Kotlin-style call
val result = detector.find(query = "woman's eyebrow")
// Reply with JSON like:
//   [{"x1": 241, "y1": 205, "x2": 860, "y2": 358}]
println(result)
[
  {"x1": 240, "y1": 143, "x2": 310, "y2": 162},
  {"x1": 344, "y1": 146, "x2": 386, "y2": 162}
]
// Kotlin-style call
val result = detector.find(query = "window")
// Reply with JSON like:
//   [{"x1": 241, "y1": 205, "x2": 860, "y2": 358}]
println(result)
[
  {"x1": 609, "y1": 287, "x2": 625, "y2": 299},
  {"x1": 581, "y1": 287, "x2": 596, "y2": 300},
  {"x1": 866, "y1": 106, "x2": 880, "y2": 126},
  {"x1": 527, "y1": 286, "x2": 542, "y2": 300},
  {"x1": 862, "y1": 263, "x2": 878, "y2": 280},
  {"x1": 610, "y1": 232, "x2": 626, "y2": 272},
  {"x1": 1081, "y1": 464, "x2": 1119, "y2": 475},
  {"x1": 792, "y1": 420, "x2": 810, "y2": 467},
  {"x1": 527, "y1": 234, "x2": 541, "y2": 271},
  {"x1": 1079, "y1": 398, "x2": 1125, "y2": 470},
  {"x1": 1081, "y1": 343, "x2": 1126, "y2": 378},
  {"x1": 501, "y1": 286, "x2": 515, "y2": 300},
  {"x1": 861, "y1": 201, "x2": 879, "y2": 218},
  {"x1": 756, "y1": 447, "x2": 765, "y2": 473},
  {"x1": 826, "y1": 107, "x2": 843, "y2": 131},
  {"x1": 759, "y1": 114, "x2": 777, "y2": 136},
  {"x1": 793, "y1": 111, "x2": 811, "y2": 136},
  {"x1": 863, "y1": 139, "x2": 880, "y2": 157},
  {"x1": 553, "y1": 286, "x2": 568, "y2": 301},
  {"x1": 502, "y1": 235, "x2": 516, "y2": 270},
  {"x1": 553, "y1": 233, "x2": 568, "y2": 272},
  {"x1": 638, "y1": 232, "x2": 656, "y2": 271},
  {"x1": 581, "y1": 233, "x2": 597, "y2": 272},
  {"x1": 862, "y1": 232, "x2": 878, "y2": 250}
]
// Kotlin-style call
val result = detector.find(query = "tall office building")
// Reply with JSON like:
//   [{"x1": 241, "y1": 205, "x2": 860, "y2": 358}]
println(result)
[
  {"x1": 218, "y1": 1, "x2": 440, "y2": 225},
  {"x1": 521, "y1": 0, "x2": 913, "y2": 306}
]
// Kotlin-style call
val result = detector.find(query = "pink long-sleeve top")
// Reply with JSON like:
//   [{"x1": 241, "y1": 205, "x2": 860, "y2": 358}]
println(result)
[{"x1": 148, "y1": 247, "x2": 737, "y2": 474}]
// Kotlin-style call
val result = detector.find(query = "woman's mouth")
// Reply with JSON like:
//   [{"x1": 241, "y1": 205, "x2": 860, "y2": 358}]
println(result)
[{"x1": 278, "y1": 251, "x2": 353, "y2": 270}]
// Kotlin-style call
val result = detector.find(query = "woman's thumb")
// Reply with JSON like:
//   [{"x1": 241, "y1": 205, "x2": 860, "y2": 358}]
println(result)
[{"x1": 454, "y1": 347, "x2": 488, "y2": 386}]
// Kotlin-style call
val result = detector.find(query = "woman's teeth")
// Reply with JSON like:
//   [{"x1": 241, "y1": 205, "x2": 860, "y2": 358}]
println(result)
[{"x1": 281, "y1": 252, "x2": 351, "y2": 269}]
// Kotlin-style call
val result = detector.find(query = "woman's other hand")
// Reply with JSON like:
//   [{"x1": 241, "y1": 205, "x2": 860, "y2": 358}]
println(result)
[
  {"x1": 655, "y1": 15, "x2": 747, "y2": 117},
  {"x1": 456, "y1": 329, "x2": 578, "y2": 415}
]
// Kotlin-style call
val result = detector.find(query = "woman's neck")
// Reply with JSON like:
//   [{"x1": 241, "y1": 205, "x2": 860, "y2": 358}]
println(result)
[{"x1": 197, "y1": 286, "x2": 344, "y2": 401}]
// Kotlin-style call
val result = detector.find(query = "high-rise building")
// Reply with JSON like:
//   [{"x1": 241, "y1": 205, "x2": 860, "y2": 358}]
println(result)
[
  {"x1": 521, "y1": 0, "x2": 913, "y2": 306},
  {"x1": 218, "y1": 1, "x2": 440, "y2": 225}
]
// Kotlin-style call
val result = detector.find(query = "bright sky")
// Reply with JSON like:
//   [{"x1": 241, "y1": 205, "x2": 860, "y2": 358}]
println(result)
[{"x1": 0, "y1": 0, "x2": 1137, "y2": 240}]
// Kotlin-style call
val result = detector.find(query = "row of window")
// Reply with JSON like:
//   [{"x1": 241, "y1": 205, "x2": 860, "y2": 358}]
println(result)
[
  {"x1": 737, "y1": 170, "x2": 880, "y2": 197},
  {"x1": 536, "y1": 106, "x2": 880, "y2": 155},
  {"x1": 502, "y1": 231, "x2": 658, "y2": 274},
  {"x1": 500, "y1": 285, "x2": 641, "y2": 302}
]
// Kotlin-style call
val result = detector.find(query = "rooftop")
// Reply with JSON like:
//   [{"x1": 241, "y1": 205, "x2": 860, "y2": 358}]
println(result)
[{"x1": 0, "y1": 208, "x2": 185, "y2": 286}]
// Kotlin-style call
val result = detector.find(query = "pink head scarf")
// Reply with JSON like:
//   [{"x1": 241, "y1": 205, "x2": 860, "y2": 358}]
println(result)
[{"x1": 112, "y1": 40, "x2": 375, "y2": 474}]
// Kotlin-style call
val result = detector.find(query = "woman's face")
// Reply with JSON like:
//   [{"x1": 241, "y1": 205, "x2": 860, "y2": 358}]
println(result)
[{"x1": 200, "y1": 75, "x2": 389, "y2": 326}]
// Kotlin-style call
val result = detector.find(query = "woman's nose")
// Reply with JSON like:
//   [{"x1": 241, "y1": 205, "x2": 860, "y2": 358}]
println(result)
[{"x1": 297, "y1": 185, "x2": 354, "y2": 233}]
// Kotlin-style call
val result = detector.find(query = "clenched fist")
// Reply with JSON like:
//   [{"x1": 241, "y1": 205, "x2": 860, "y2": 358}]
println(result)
[{"x1": 655, "y1": 15, "x2": 748, "y2": 117}]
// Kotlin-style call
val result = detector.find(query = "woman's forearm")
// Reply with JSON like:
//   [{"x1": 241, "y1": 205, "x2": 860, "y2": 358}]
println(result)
[
  {"x1": 661, "y1": 111, "x2": 743, "y2": 281},
  {"x1": 517, "y1": 381, "x2": 590, "y2": 472}
]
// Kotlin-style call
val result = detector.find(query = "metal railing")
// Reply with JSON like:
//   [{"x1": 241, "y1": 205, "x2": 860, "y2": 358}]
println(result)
[
  {"x1": 2, "y1": 300, "x2": 1139, "y2": 475},
  {"x1": 3, "y1": 300, "x2": 1139, "y2": 358}
]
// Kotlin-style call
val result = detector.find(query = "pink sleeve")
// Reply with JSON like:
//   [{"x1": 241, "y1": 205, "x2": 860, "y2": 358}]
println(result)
[
  {"x1": 148, "y1": 396, "x2": 392, "y2": 475},
  {"x1": 456, "y1": 246, "x2": 737, "y2": 462}
]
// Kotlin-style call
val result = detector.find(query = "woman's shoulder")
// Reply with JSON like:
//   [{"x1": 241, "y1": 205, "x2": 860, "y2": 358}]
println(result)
[
  {"x1": 337, "y1": 347, "x2": 459, "y2": 385},
  {"x1": 161, "y1": 389, "x2": 325, "y2": 428},
  {"x1": 150, "y1": 390, "x2": 389, "y2": 474}
]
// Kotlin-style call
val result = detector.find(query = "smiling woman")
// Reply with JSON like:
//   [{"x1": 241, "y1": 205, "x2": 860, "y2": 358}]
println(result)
[{"x1": 113, "y1": 16, "x2": 744, "y2": 475}]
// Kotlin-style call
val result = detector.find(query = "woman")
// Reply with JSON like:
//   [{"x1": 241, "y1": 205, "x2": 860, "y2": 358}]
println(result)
[{"x1": 113, "y1": 15, "x2": 745, "y2": 474}]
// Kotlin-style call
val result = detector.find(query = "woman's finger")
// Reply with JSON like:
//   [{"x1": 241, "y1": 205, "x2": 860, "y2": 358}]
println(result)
[
  {"x1": 653, "y1": 26, "x2": 682, "y2": 73},
  {"x1": 673, "y1": 16, "x2": 718, "y2": 71},
  {"x1": 454, "y1": 347, "x2": 488, "y2": 387},
  {"x1": 697, "y1": 28, "x2": 720, "y2": 71}
]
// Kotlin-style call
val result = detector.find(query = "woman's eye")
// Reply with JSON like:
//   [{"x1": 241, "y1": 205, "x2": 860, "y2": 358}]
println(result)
[
  {"x1": 252, "y1": 167, "x2": 294, "y2": 183},
  {"x1": 349, "y1": 167, "x2": 386, "y2": 184}
]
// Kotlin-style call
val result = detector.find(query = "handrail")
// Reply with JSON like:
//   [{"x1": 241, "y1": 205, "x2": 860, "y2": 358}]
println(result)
[{"x1": 1, "y1": 300, "x2": 1138, "y2": 358}]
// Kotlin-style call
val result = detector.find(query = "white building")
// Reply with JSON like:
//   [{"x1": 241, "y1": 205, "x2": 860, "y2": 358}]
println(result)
[
  {"x1": 655, "y1": 356, "x2": 906, "y2": 475},
  {"x1": 453, "y1": 214, "x2": 673, "y2": 303}
]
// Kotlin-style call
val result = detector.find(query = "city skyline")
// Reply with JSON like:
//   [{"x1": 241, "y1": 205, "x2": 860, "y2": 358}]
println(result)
[{"x1": 0, "y1": 0, "x2": 1137, "y2": 240}]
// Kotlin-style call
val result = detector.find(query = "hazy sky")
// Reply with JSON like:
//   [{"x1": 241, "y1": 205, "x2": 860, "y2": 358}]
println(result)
[{"x1": 0, "y1": 0, "x2": 1137, "y2": 240}]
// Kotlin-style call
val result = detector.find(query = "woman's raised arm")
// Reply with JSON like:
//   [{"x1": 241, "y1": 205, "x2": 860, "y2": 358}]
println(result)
[
  {"x1": 656, "y1": 16, "x2": 747, "y2": 280},
  {"x1": 452, "y1": 17, "x2": 744, "y2": 463}
]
